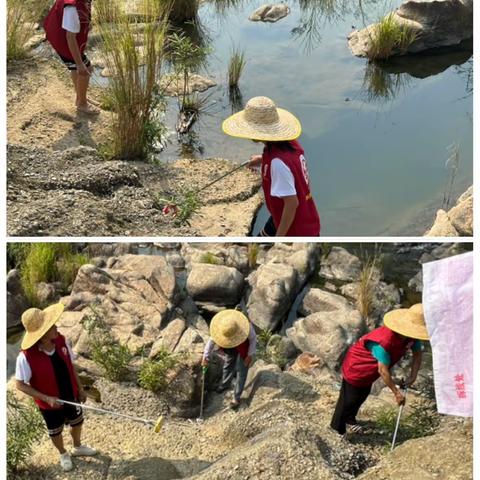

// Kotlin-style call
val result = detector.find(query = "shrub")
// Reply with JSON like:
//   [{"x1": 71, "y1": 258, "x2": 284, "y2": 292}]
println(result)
[
  {"x1": 257, "y1": 329, "x2": 287, "y2": 369},
  {"x1": 95, "y1": 0, "x2": 171, "y2": 160},
  {"x1": 7, "y1": 243, "x2": 31, "y2": 270},
  {"x1": 155, "y1": 188, "x2": 202, "y2": 226},
  {"x1": 367, "y1": 13, "x2": 417, "y2": 60},
  {"x1": 81, "y1": 305, "x2": 132, "y2": 382},
  {"x1": 227, "y1": 46, "x2": 246, "y2": 88},
  {"x1": 138, "y1": 350, "x2": 178, "y2": 392},
  {"x1": 7, "y1": 392, "x2": 45, "y2": 475},
  {"x1": 199, "y1": 252, "x2": 220, "y2": 265}
]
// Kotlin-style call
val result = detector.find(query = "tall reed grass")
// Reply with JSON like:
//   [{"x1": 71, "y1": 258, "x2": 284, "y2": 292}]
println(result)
[
  {"x1": 95, "y1": 0, "x2": 172, "y2": 160},
  {"x1": 228, "y1": 46, "x2": 246, "y2": 88}
]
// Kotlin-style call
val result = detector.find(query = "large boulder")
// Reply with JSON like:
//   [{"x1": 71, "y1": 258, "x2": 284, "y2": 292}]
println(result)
[
  {"x1": 7, "y1": 269, "x2": 28, "y2": 330},
  {"x1": 186, "y1": 264, "x2": 244, "y2": 307},
  {"x1": 149, "y1": 318, "x2": 187, "y2": 357},
  {"x1": 319, "y1": 247, "x2": 362, "y2": 283},
  {"x1": 181, "y1": 244, "x2": 251, "y2": 273},
  {"x1": 246, "y1": 263, "x2": 298, "y2": 331},
  {"x1": 58, "y1": 255, "x2": 179, "y2": 355},
  {"x1": 287, "y1": 291, "x2": 365, "y2": 375},
  {"x1": 348, "y1": 0, "x2": 473, "y2": 57},
  {"x1": 249, "y1": 4, "x2": 290, "y2": 23}
]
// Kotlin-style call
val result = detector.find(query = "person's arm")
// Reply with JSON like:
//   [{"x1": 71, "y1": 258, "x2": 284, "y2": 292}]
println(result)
[
  {"x1": 378, "y1": 363, "x2": 405, "y2": 406},
  {"x1": 406, "y1": 350, "x2": 422, "y2": 387},
  {"x1": 63, "y1": 7, "x2": 89, "y2": 76},
  {"x1": 249, "y1": 154, "x2": 262, "y2": 170},
  {"x1": 15, "y1": 380, "x2": 58, "y2": 407},
  {"x1": 201, "y1": 339, "x2": 215, "y2": 366},
  {"x1": 276, "y1": 195, "x2": 299, "y2": 236}
]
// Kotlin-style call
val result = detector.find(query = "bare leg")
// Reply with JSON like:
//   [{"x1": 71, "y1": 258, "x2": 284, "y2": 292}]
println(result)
[
  {"x1": 70, "y1": 424, "x2": 82, "y2": 448},
  {"x1": 70, "y1": 70, "x2": 78, "y2": 96},
  {"x1": 76, "y1": 74, "x2": 90, "y2": 109},
  {"x1": 50, "y1": 433, "x2": 67, "y2": 454}
]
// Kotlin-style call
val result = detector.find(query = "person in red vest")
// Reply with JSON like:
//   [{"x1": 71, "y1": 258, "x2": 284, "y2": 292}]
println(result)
[
  {"x1": 331, "y1": 304, "x2": 429, "y2": 435},
  {"x1": 43, "y1": 0, "x2": 99, "y2": 114},
  {"x1": 15, "y1": 304, "x2": 96, "y2": 472},
  {"x1": 202, "y1": 308, "x2": 257, "y2": 409},
  {"x1": 222, "y1": 96, "x2": 320, "y2": 236}
]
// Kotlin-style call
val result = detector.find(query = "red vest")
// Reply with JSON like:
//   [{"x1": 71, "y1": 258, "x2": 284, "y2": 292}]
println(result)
[
  {"x1": 262, "y1": 141, "x2": 321, "y2": 236},
  {"x1": 43, "y1": 0, "x2": 91, "y2": 60},
  {"x1": 221, "y1": 338, "x2": 249, "y2": 359},
  {"x1": 341, "y1": 327, "x2": 413, "y2": 388},
  {"x1": 23, "y1": 334, "x2": 79, "y2": 410}
]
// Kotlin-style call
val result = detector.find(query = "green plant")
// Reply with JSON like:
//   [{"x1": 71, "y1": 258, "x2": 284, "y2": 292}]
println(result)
[
  {"x1": 247, "y1": 243, "x2": 259, "y2": 268},
  {"x1": 199, "y1": 252, "x2": 220, "y2": 265},
  {"x1": 228, "y1": 46, "x2": 246, "y2": 88},
  {"x1": 7, "y1": 392, "x2": 45, "y2": 475},
  {"x1": 7, "y1": 243, "x2": 31, "y2": 270},
  {"x1": 95, "y1": 0, "x2": 171, "y2": 160},
  {"x1": 81, "y1": 305, "x2": 132, "y2": 381},
  {"x1": 155, "y1": 188, "x2": 202, "y2": 226},
  {"x1": 138, "y1": 349, "x2": 178, "y2": 392},
  {"x1": 170, "y1": 0, "x2": 199, "y2": 23},
  {"x1": 257, "y1": 330, "x2": 287, "y2": 369},
  {"x1": 367, "y1": 13, "x2": 417, "y2": 60}
]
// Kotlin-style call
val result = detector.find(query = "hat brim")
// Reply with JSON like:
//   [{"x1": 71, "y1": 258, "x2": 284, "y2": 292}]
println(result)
[
  {"x1": 21, "y1": 303, "x2": 65, "y2": 350},
  {"x1": 222, "y1": 107, "x2": 302, "y2": 142},
  {"x1": 384, "y1": 309, "x2": 429, "y2": 341},
  {"x1": 210, "y1": 310, "x2": 250, "y2": 349}
]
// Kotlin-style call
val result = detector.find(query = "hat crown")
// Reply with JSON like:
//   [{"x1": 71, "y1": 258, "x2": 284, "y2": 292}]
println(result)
[
  {"x1": 410, "y1": 303, "x2": 424, "y2": 325},
  {"x1": 244, "y1": 96, "x2": 279, "y2": 125},
  {"x1": 222, "y1": 319, "x2": 239, "y2": 339},
  {"x1": 21, "y1": 308, "x2": 45, "y2": 333}
]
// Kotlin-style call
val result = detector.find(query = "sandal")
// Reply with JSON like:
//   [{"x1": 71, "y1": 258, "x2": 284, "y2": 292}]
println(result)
[{"x1": 346, "y1": 423, "x2": 365, "y2": 434}]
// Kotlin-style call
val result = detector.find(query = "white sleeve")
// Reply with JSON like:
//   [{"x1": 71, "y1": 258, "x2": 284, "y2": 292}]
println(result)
[
  {"x1": 270, "y1": 158, "x2": 297, "y2": 197},
  {"x1": 66, "y1": 339, "x2": 76, "y2": 361},
  {"x1": 15, "y1": 352, "x2": 32, "y2": 384},
  {"x1": 62, "y1": 6, "x2": 81, "y2": 34}
]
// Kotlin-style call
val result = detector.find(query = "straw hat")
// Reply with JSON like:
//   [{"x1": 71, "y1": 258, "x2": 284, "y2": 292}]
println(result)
[
  {"x1": 383, "y1": 304, "x2": 429, "y2": 341},
  {"x1": 210, "y1": 309, "x2": 250, "y2": 349},
  {"x1": 21, "y1": 304, "x2": 65, "y2": 350},
  {"x1": 222, "y1": 96, "x2": 302, "y2": 141}
]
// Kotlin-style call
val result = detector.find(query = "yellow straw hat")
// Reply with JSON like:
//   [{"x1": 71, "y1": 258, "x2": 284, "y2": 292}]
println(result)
[
  {"x1": 222, "y1": 96, "x2": 302, "y2": 141},
  {"x1": 21, "y1": 303, "x2": 65, "y2": 350},
  {"x1": 383, "y1": 304, "x2": 429, "y2": 341},
  {"x1": 210, "y1": 309, "x2": 250, "y2": 349}
]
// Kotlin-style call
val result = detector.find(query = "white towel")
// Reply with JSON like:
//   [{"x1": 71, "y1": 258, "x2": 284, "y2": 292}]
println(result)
[{"x1": 422, "y1": 251, "x2": 473, "y2": 417}]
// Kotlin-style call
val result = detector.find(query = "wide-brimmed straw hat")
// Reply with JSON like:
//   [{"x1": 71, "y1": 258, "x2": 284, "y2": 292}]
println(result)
[
  {"x1": 21, "y1": 304, "x2": 65, "y2": 350},
  {"x1": 210, "y1": 309, "x2": 250, "y2": 349},
  {"x1": 383, "y1": 304, "x2": 429, "y2": 341},
  {"x1": 222, "y1": 96, "x2": 302, "y2": 141}
]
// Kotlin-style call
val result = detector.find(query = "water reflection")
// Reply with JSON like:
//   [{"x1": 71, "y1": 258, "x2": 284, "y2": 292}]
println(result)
[
  {"x1": 228, "y1": 86, "x2": 244, "y2": 114},
  {"x1": 361, "y1": 61, "x2": 411, "y2": 103}
]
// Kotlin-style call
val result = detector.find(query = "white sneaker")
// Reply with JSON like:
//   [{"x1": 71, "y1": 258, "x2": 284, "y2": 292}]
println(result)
[
  {"x1": 60, "y1": 452, "x2": 73, "y2": 472},
  {"x1": 71, "y1": 444, "x2": 97, "y2": 457}
]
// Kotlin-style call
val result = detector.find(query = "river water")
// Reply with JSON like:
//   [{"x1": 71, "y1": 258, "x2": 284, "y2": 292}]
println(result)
[{"x1": 161, "y1": 0, "x2": 473, "y2": 236}]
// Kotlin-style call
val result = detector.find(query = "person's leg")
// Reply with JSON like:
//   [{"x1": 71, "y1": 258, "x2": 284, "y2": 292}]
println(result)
[
  {"x1": 343, "y1": 382, "x2": 371, "y2": 427},
  {"x1": 70, "y1": 70, "x2": 78, "y2": 95},
  {"x1": 50, "y1": 432, "x2": 67, "y2": 454},
  {"x1": 41, "y1": 408, "x2": 73, "y2": 471},
  {"x1": 331, "y1": 380, "x2": 348, "y2": 434},
  {"x1": 218, "y1": 350, "x2": 237, "y2": 391},
  {"x1": 68, "y1": 404, "x2": 97, "y2": 456},
  {"x1": 258, "y1": 216, "x2": 276, "y2": 237},
  {"x1": 233, "y1": 356, "x2": 249, "y2": 403}
]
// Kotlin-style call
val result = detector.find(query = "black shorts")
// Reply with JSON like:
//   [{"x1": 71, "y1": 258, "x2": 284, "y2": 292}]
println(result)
[
  {"x1": 40, "y1": 403, "x2": 84, "y2": 437},
  {"x1": 58, "y1": 53, "x2": 91, "y2": 71},
  {"x1": 258, "y1": 216, "x2": 277, "y2": 237}
]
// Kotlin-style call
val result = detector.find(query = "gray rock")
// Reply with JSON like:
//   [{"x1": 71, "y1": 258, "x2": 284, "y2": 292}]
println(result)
[
  {"x1": 246, "y1": 263, "x2": 298, "y2": 331},
  {"x1": 348, "y1": 0, "x2": 473, "y2": 58},
  {"x1": 448, "y1": 195, "x2": 473, "y2": 236},
  {"x1": 425, "y1": 209, "x2": 459, "y2": 236},
  {"x1": 7, "y1": 269, "x2": 28, "y2": 330},
  {"x1": 299, "y1": 287, "x2": 353, "y2": 317},
  {"x1": 149, "y1": 318, "x2": 187, "y2": 357},
  {"x1": 186, "y1": 264, "x2": 244, "y2": 306},
  {"x1": 249, "y1": 4, "x2": 290, "y2": 23},
  {"x1": 319, "y1": 247, "x2": 362, "y2": 283}
]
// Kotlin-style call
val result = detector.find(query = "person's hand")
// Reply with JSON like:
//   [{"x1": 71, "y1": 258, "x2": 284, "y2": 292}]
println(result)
[
  {"x1": 78, "y1": 389, "x2": 87, "y2": 403},
  {"x1": 248, "y1": 155, "x2": 262, "y2": 170},
  {"x1": 43, "y1": 395, "x2": 58, "y2": 408},
  {"x1": 244, "y1": 355, "x2": 253, "y2": 367},
  {"x1": 77, "y1": 63, "x2": 90, "y2": 76},
  {"x1": 394, "y1": 390, "x2": 406, "y2": 406}
]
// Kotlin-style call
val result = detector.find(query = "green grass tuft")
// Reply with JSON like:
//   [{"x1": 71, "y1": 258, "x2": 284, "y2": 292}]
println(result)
[{"x1": 227, "y1": 46, "x2": 246, "y2": 89}]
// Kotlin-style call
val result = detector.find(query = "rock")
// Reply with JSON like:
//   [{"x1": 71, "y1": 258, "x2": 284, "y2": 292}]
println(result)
[
  {"x1": 35, "y1": 282, "x2": 59, "y2": 306},
  {"x1": 246, "y1": 263, "x2": 298, "y2": 331},
  {"x1": 287, "y1": 296, "x2": 365, "y2": 375},
  {"x1": 449, "y1": 195, "x2": 473, "y2": 236},
  {"x1": 425, "y1": 209, "x2": 459, "y2": 236},
  {"x1": 86, "y1": 243, "x2": 134, "y2": 258},
  {"x1": 319, "y1": 247, "x2": 362, "y2": 283},
  {"x1": 7, "y1": 269, "x2": 28, "y2": 330},
  {"x1": 181, "y1": 244, "x2": 251, "y2": 273},
  {"x1": 161, "y1": 74, "x2": 217, "y2": 96},
  {"x1": 186, "y1": 264, "x2": 244, "y2": 307},
  {"x1": 289, "y1": 352, "x2": 322, "y2": 376},
  {"x1": 299, "y1": 287, "x2": 354, "y2": 317},
  {"x1": 165, "y1": 251, "x2": 185, "y2": 270},
  {"x1": 348, "y1": 0, "x2": 473, "y2": 58},
  {"x1": 174, "y1": 327, "x2": 206, "y2": 358},
  {"x1": 249, "y1": 4, "x2": 290, "y2": 23},
  {"x1": 149, "y1": 318, "x2": 187, "y2": 357}
]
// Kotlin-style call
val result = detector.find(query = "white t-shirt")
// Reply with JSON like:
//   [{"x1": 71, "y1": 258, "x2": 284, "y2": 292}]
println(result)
[
  {"x1": 62, "y1": 6, "x2": 81, "y2": 34},
  {"x1": 15, "y1": 340, "x2": 75, "y2": 384},
  {"x1": 271, "y1": 158, "x2": 297, "y2": 197}
]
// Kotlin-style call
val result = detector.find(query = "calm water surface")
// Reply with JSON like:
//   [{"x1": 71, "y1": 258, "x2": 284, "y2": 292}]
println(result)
[{"x1": 161, "y1": 0, "x2": 473, "y2": 236}]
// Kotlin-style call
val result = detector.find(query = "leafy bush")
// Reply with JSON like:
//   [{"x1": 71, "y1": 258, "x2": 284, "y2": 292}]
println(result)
[
  {"x1": 7, "y1": 392, "x2": 45, "y2": 475},
  {"x1": 81, "y1": 305, "x2": 132, "y2": 382},
  {"x1": 199, "y1": 252, "x2": 220, "y2": 265},
  {"x1": 138, "y1": 349, "x2": 178, "y2": 392},
  {"x1": 257, "y1": 330, "x2": 287, "y2": 369}
]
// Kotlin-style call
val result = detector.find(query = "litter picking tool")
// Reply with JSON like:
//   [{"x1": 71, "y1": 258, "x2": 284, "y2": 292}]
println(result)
[
  {"x1": 57, "y1": 399, "x2": 165, "y2": 433},
  {"x1": 198, "y1": 365, "x2": 208, "y2": 422},
  {"x1": 390, "y1": 383, "x2": 408, "y2": 451}
]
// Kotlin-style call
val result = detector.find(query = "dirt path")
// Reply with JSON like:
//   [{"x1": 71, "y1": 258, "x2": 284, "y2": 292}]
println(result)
[{"x1": 7, "y1": 56, "x2": 262, "y2": 237}]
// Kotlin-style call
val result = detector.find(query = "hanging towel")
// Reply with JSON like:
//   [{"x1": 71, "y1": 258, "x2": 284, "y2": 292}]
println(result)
[{"x1": 422, "y1": 251, "x2": 473, "y2": 417}]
